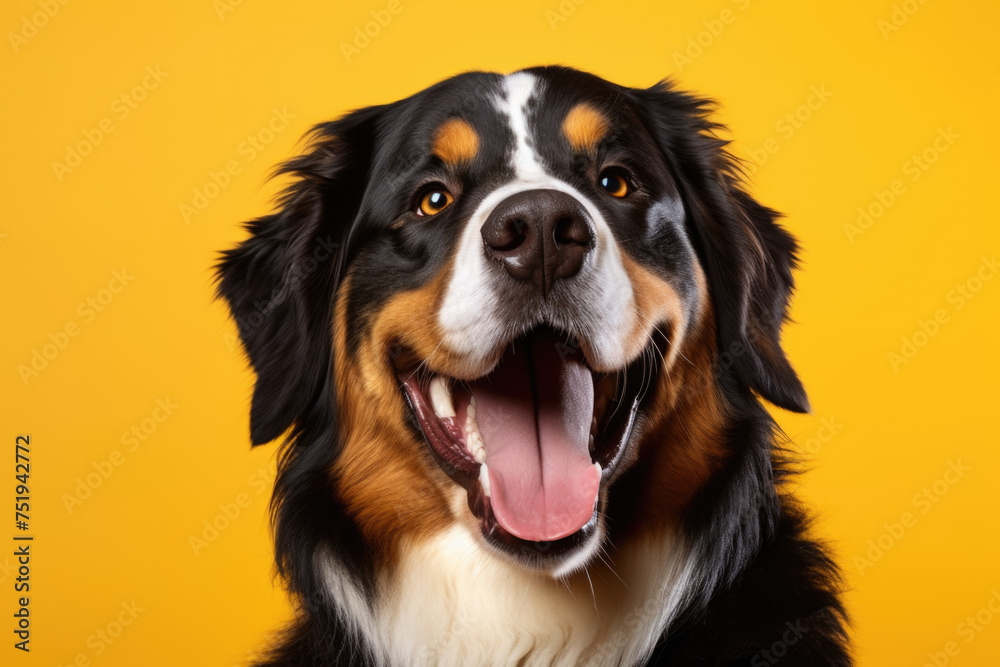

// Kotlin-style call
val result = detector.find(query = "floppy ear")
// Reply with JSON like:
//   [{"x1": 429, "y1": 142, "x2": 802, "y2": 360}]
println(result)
[
  {"x1": 634, "y1": 81, "x2": 809, "y2": 413},
  {"x1": 216, "y1": 105, "x2": 384, "y2": 445}
]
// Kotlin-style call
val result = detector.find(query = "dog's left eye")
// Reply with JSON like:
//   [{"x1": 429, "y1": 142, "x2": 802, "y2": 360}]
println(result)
[
  {"x1": 598, "y1": 169, "x2": 631, "y2": 198},
  {"x1": 417, "y1": 188, "x2": 454, "y2": 216}
]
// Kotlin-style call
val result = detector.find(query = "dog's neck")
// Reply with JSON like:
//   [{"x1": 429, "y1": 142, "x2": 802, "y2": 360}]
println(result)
[{"x1": 341, "y1": 520, "x2": 694, "y2": 667}]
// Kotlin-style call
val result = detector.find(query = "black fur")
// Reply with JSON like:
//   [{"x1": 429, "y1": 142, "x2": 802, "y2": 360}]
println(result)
[
  {"x1": 216, "y1": 66, "x2": 849, "y2": 666},
  {"x1": 630, "y1": 82, "x2": 809, "y2": 414}
]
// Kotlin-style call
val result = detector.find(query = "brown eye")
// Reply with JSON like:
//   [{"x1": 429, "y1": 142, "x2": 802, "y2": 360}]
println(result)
[
  {"x1": 417, "y1": 189, "x2": 454, "y2": 216},
  {"x1": 598, "y1": 170, "x2": 630, "y2": 198}
]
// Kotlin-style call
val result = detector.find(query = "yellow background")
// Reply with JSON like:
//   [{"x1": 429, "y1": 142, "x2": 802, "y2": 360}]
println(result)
[{"x1": 2, "y1": 0, "x2": 998, "y2": 664}]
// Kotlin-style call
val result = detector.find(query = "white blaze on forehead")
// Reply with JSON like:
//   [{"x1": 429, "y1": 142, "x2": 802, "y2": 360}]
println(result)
[
  {"x1": 437, "y1": 71, "x2": 640, "y2": 373},
  {"x1": 501, "y1": 71, "x2": 549, "y2": 181}
]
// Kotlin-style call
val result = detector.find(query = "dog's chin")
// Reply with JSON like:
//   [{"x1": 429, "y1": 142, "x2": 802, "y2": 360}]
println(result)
[{"x1": 394, "y1": 324, "x2": 663, "y2": 576}]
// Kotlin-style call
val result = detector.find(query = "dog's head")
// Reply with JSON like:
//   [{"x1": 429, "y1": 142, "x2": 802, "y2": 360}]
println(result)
[{"x1": 217, "y1": 66, "x2": 807, "y2": 578}]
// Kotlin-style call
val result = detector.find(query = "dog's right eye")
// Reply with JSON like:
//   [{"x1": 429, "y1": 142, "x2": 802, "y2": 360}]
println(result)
[{"x1": 417, "y1": 188, "x2": 454, "y2": 217}]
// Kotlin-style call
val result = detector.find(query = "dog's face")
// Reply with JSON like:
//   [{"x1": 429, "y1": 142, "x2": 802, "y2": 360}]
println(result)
[{"x1": 218, "y1": 67, "x2": 808, "y2": 578}]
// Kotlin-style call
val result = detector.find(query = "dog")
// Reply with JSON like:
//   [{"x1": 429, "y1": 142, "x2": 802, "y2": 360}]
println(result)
[{"x1": 216, "y1": 66, "x2": 850, "y2": 666}]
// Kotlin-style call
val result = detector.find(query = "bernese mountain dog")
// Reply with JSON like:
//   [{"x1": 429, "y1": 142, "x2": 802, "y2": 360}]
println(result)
[{"x1": 217, "y1": 66, "x2": 851, "y2": 666}]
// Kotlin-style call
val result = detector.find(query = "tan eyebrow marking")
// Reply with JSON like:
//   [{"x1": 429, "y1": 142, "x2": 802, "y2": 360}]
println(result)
[
  {"x1": 431, "y1": 118, "x2": 479, "y2": 165},
  {"x1": 562, "y1": 103, "x2": 608, "y2": 153}
]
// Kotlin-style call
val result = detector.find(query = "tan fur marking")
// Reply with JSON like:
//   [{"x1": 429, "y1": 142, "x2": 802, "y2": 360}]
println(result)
[
  {"x1": 331, "y1": 248, "x2": 502, "y2": 566},
  {"x1": 562, "y1": 103, "x2": 608, "y2": 153},
  {"x1": 619, "y1": 255, "x2": 687, "y2": 366},
  {"x1": 331, "y1": 273, "x2": 455, "y2": 567},
  {"x1": 432, "y1": 118, "x2": 479, "y2": 165},
  {"x1": 609, "y1": 255, "x2": 728, "y2": 535}
]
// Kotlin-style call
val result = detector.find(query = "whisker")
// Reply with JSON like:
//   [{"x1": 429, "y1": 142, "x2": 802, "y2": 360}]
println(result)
[
  {"x1": 585, "y1": 569, "x2": 598, "y2": 612},
  {"x1": 597, "y1": 546, "x2": 628, "y2": 588},
  {"x1": 404, "y1": 339, "x2": 447, "y2": 384}
]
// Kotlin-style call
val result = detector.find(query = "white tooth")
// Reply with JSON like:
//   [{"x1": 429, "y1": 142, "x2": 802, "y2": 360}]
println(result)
[
  {"x1": 465, "y1": 397, "x2": 488, "y2": 464},
  {"x1": 468, "y1": 431, "x2": 486, "y2": 464},
  {"x1": 429, "y1": 376, "x2": 455, "y2": 418},
  {"x1": 594, "y1": 462, "x2": 602, "y2": 477},
  {"x1": 479, "y1": 464, "x2": 491, "y2": 498}
]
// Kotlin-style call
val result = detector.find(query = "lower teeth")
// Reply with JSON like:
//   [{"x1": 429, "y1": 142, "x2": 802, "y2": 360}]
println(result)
[{"x1": 479, "y1": 464, "x2": 491, "y2": 498}]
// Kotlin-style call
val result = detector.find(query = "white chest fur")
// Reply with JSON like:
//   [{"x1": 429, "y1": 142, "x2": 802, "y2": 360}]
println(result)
[{"x1": 362, "y1": 525, "x2": 694, "y2": 667}]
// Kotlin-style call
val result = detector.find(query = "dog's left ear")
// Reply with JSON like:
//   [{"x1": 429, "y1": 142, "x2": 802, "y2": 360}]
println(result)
[
  {"x1": 216, "y1": 105, "x2": 385, "y2": 445},
  {"x1": 634, "y1": 81, "x2": 809, "y2": 413}
]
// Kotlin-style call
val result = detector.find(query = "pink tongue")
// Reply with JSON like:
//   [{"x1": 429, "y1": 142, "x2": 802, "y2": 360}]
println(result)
[{"x1": 472, "y1": 330, "x2": 599, "y2": 542}]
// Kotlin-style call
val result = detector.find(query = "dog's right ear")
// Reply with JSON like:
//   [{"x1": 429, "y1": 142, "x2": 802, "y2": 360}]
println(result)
[{"x1": 216, "y1": 105, "x2": 384, "y2": 446}]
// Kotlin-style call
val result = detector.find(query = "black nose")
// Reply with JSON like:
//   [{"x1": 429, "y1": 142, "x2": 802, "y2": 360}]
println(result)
[{"x1": 481, "y1": 189, "x2": 595, "y2": 296}]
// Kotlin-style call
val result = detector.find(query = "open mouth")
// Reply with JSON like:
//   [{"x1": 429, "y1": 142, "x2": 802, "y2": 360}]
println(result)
[{"x1": 396, "y1": 325, "x2": 661, "y2": 568}]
